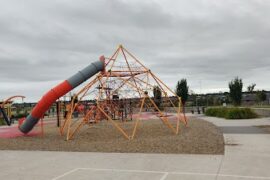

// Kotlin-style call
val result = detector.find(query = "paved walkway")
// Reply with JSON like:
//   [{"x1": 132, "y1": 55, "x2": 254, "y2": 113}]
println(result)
[
  {"x1": 199, "y1": 116, "x2": 270, "y2": 179},
  {"x1": 0, "y1": 115, "x2": 270, "y2": 180}
]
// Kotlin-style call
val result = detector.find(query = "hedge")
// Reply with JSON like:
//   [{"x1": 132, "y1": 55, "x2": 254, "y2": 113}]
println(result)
[
  {"x1": 13, "y1": 113, "x2": 28, "y2": 119},
  {"x1": 205, "y1": 107, "x2": 258, "y2": 119}
]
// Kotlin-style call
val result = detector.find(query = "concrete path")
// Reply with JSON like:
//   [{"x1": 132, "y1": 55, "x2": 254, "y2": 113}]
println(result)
[
  {"x1": 0, "y1": 116, "x2": 270, "y2": 180},
  {"x1": 0, "y1": 151, "x2": 224, "y2": 180},
  {"x1": 199, "y1": 116, "x2": 270, "y2": 179}
]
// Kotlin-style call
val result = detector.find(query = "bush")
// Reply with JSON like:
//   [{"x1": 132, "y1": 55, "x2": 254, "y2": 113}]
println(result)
[
  {"x1": 205, "y1": 107, "x2": 258, "y2": 119},
  {"x1": 225, "y1": 108, "x2": 257, "y2": 119},
  {"x1": 205, "y1": 107, "x2": 227, "y2": 118},
  {"x1": 13, "y1": 113, "x2": 28, "y2": 119}
]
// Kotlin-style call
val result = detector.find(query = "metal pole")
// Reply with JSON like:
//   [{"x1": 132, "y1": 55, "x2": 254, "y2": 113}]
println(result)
[{"x1": 56, "y1": 100, "x2": 60, "y2": 127}]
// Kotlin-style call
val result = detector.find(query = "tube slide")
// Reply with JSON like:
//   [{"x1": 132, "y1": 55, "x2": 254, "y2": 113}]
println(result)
[{"x1": 19, "y1": 57, "x2": 105, "y2": 134}]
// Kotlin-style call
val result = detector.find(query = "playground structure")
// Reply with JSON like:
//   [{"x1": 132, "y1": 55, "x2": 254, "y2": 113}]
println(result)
[
  {"x1": 0, "y1": 95, "x2": 25, "y2": 126},
  {"x1": 20, "y1": 45, "x2": 187, "y2": 140},
  {"x1": 0, "y1": 95, "x2": 45, "y2": 138}
]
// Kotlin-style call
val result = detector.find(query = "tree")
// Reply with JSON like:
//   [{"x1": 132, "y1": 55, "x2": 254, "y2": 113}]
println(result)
[
  {"x1": 229, "y1": 77, "x2": 243, "y2": 106},
  {"x1": 153, "y1": 86, "x2": 162, "y2": 110},
  {"x1": 256, "y1": 90, "x2": 267, "y2": 105},
  {"x1": 207, "y1": 95, "x2": 214, "y2": 106},
  {"x1": 175, "y1": 79, "x2": 189, "y2": 112},
  {"x1": 247, "y1": 83, "x2": 256, "y2": 93}
]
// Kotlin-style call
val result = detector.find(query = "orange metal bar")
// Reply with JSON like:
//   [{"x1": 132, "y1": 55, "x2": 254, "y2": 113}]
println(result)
[
  {"x1": 131, "y1": 96, "x2": 146, "y2": 139},
  {"x1": 97, "y1": 105, "x2": 130, "y2": 140},
  {"x1": 1, "y1": 95, "x2": 25, "y2": 108},
  {"x1": 120, "y1": 46, "x2": 142, "y2": 98}
]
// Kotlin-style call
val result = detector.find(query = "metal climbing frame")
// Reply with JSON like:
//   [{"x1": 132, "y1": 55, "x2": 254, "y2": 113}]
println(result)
[
  {"x1": 60, "y1": 45, "x2": 187, "y2": 140},
  {"x1": 0, "y1": 95, "x2": 25, "y2": 126}
]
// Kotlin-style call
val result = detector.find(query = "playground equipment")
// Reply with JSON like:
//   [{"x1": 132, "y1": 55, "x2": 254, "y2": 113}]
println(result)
[
  {"x1": 19, "y1": 45, "x2": 187, "y2": 140},
  {"x1": 0, "y1": 95, "x2": 25, "y2": 126},
  {"x1": 19, "y1": 58, "x2": 104, "y2": 133},
  {"x1": 60, "y1": 45, "x2": 187, "y2": 140}
]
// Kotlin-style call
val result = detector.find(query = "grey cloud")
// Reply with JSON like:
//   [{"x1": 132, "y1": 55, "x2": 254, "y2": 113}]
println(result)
[{"x1": 0, "y1": 0, "x2": 270, "y2": 101}]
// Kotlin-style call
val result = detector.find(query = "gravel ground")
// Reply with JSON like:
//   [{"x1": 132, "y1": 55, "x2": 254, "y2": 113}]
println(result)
[{"x1": 0, "y1": 118, "x2": 224, "y2": 154}]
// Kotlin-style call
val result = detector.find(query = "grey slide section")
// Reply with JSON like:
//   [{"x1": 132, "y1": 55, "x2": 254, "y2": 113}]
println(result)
[
  {"x1": 67, "y1": 61, "x2": 104, "y2": 88},
  {"x1": 19, "y1": 114, "x2": 39, "y2": 133}
]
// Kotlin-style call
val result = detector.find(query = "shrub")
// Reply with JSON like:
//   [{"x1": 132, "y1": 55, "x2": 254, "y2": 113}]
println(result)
[
  {"x1": 205, "y1": 107, "x2": 257, "y2": 119},
  {"x1": 205, "y1": 107, "x2": 227, "y2": 118},
  {"x1": 13, "y1": 113, "x2": 28, "y2": 119},
  {"x1": 225, "y1": 108, "x2": 257, "y2": 119}
]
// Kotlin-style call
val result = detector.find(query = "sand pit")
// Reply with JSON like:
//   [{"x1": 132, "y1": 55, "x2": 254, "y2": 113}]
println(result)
[{"x1": 0, "y1": 117, "x2": 224, "y2": 154}]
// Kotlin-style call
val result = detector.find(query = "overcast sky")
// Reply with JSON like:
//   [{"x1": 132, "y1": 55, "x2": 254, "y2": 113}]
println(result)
[{"x1": 1, "y1": 0, "x2": 270, "y2": 102}]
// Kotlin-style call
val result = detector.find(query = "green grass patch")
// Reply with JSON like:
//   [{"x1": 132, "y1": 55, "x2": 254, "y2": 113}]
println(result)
[{"x1": 205, "y1": 107, "x2": 258, "y2": 119}]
